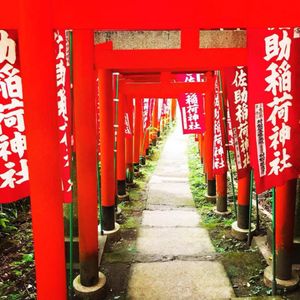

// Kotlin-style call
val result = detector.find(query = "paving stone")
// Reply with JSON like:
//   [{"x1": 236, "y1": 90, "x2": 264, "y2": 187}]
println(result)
[
  {"x1": 136, "y1": 227, "x2": 214, "y2": 256},
  {"x1": 127, "y1": 122, "x2": 234, "y2": 299},
  {"x1": 147, "y1": 182, "x2": 194, "y2": 207},
  {"x1": 142, "y1": 210, "x2": 200, "y2": 227},
  {"x1": 127, "y1": 261, "x2": 235, "y2": 300}
]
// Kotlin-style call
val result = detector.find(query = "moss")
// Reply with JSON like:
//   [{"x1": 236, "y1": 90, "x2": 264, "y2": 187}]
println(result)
[
  {"x1": 121, "y1": 216, "x2": 140, "y2": 230},
  {"x1": 187, "y1": 135, "x2": 274, "y2": 298}
]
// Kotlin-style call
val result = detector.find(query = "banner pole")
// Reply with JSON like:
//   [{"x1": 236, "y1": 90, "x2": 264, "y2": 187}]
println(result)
[
  {"x1": 217, "y1": 71, "x2": 237, "y2": 217},
  {"x1": 272, "y1": 187, "x2": 277, "y2": 295},
  {"x1": 256, "y1": 191, "x2": 260, "y2": 231},
  {"x1": 113, "y1": 73, "x2": 120, "y2": 210},
  {"x1": 247, "y1": 169, "x2": 254, "y2": 247},
  {"x1": 68, "y1": 29, "x2": 74, "y2": 299}
]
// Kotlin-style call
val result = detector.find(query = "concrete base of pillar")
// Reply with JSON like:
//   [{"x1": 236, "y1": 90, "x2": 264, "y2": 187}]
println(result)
[
  {"x1": 213, "y1": 208, "x2": 231, "y2": 217},
  {"x1": 117, "y1": 192, "x2": 130, "y2": 202},
  {"x1": 264, "y1": 266, "x2": 299, "y2": 291},
  {"x1": 140, "y1": 156, "x2": 146, "y2": 165},
  {"x1": 73, "y1": 272, "x2": 107, "y2": 299},
  {"x1": 126, "y1": 181, "x2": 135, "y2": 187},
  {"x1": 205, "y1": 194, "x2": 216, "y2": 203},
  {"x1": 231, "y1": 221, "x2": 256, "y2": 241},
  {"x1": 116, "y1": 206, "x2": 122, "y2": 215},
  {"x1": 102, "y1": 222, "x2": 120, "y2": 235}
]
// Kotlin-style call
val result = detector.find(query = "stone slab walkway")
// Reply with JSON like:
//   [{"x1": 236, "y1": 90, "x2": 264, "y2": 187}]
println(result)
[{"x1": 127, "y1": 124, "x2": 234, "y2": 300}]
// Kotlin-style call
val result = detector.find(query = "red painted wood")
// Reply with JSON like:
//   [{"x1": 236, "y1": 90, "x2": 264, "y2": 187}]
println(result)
[
  {"x1": 99, "y1": 69, "x2": 115, "y2": 207},
  {"x1": 4, "y1": 1, "x2": 300, "y2": 29},
  {"x1": 237, "y1": 170, "x2": 251, "y2": 206},
  {"x1": 95, "y1": 48, "x2": 247, "y2": 72},
  {"x1": 276, "y1": 180, "x2": 297, "y2": 249},
  {"x1": 117, "y1": 93, "x2": 126, "y2": 181},
  {"x1": 122, "y1": 81, "x2": 210, "y2": 98},
  {"x1": 204, "y1": 73, "x2": 214, "y2": 180},
  {"x1": 18, "y1": 1, "x2": 67, "y2": 298},
  {"x1": 133, "y1": 99, "x2": 142, "y2": 164},
  {"x1": 73, "y1": 30, "x2": 99, "y2": 279}
]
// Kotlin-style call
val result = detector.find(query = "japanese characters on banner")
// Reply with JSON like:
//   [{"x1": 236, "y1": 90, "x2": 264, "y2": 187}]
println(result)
[
  {"x1": 54, "y1": 30, "x2": 72, "y2": 203},
  {"x1": 226, "y1": 102, "x2": 234, "y2": 151},
  {"x1": 125, "y1": 97, "x2": 133, "y2": 137},
  {"x1": 157, "y1": 98, "x2": 163, "y2": 122},
  {"x1": 0, "y1": 30, "x2": 29, "y2": 203},
  {"x1": 248, "y1": 28, "x2": 300, "y2": 193},
  {"x1": 161, "y1": 98, "x2": 170, "y2": 119},
  {"x1": 142, "y1": 98, "x2": 154, "y2": 130},
  {"x1": 213, "y1": 74, "x2": 227, "y2": 174},
  {"x1": 224, "y1": 66, "x2": 251, "y2": 179},
  {"x1": 176, "y1": 73, "x2": 205, "y2": 135}
]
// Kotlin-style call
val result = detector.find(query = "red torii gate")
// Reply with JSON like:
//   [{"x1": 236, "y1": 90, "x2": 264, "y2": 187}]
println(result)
[{"x1": 2, "y1": 0, "x2": 299, "y2": 299}]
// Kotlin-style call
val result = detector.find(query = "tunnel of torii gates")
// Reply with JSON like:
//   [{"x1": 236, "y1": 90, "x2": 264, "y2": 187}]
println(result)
[{"x1": 2, "y1": 0, "x2": 300, "y2": 299}]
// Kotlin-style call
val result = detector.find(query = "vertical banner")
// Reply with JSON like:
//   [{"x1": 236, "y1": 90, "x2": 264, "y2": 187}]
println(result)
[
  {"x1": 157, "y1": 98, "x2": 163, "y2": 123},
  {"x1": 161, "y1": 98, "x2": 169, "y2": 119},
  {"x1": 55, "y1": 30, "x2": 72, "y2": 203},
  {"x1": 142, "y1": 98, "x2": 154, "y2": 130},
  {"x1": 224, "y1": 66, "x2": 251, "y2": 179},
  {"x1": 213, "y1": 74, "x2": 227, "y2": 174},
  {"x1": 248, "y1": 28, "x2": 300, "y2": 193},
  {"x1": 0, "y1": 30, "x2": 29, "y2": 203},
  {"x1": 125, "y1": 97, "x2": 133, "y2": 137},
  {"x1": 176, "y1": 73, "x2": 205, "y2": 134},
  {"x1": 226, "y1": 101, "x2": 234, "y2": 151}
]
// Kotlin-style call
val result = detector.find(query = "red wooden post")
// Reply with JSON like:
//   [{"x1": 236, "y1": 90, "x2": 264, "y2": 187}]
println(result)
[
  {"x1": 216, "y1": 174, "x2": 227, "y2": 213},
  {"x1": 151, "y1": 99, "x2": 158, "y2": 146},
  {"x1": 231, "y1": 170, "x2": 253, "y2": 240},
  {"x1": 204, "y1": 73, "x2": 216, "y2": 202},
  {"x1": 73, "y1": 30, "x2": 101, "y2": 289},
  {"x1": 275, "y1": 179, "x2": 297, "y2": 280},
  {"x1": 133, "y1": 99, "x2": 142, "y2": 173},
  {"x1": 171, "y1": 98, "x2": 177, "y2": 122},
  {"x1": 198, "y1": 134, "x2": 204, "y2": 164},
  {"x1": 139, "y1": 114, "x2": 147, "y2": 165},
  {"x1": 98, "y1": 69, "x2": 116, "y2": 230},
  {"x1": 18, "y1": 1, "x2": 67, "y2": 298},
  {"x1": 237, "y1": 172, "x2": 251, "y2": 229},
  {"x1": 125, "y1": 97, "x2": 134, "y2": 185},
  {"x1": 117, "y1": 92, "x2": 128, "y2": 200}
]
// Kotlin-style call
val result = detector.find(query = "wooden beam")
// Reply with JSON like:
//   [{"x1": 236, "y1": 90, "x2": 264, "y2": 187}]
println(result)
[
  {"x1": 2, "y1": 1, "x2": 300, "y2": 29},
  {"x1": 121, "y1": 81, "x2": 213, "y2": 98},
  {"x1": 95, "y1": 48, "x2": 247, "y2": 72}
]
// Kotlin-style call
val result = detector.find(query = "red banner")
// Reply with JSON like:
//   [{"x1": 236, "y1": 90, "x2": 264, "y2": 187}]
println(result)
[
  {"x1": 142, "y1": 98, "x2": 154, "y2": 130},
  {"x1": 213, "y1": 74, "x2": 227, "y2": 174},
  {"x1": 0, "y1": 30, "x2": 29, "y2": 203},
  {"x1": 125, "y1": 97, "x2": 133, "y2": 137},
  {"x1": 55, "y1": 30, "x2": 72, "y2": 203},
  {"x1": 226, "y1": 101, "x2": 234, "y2": 151},
  {"x1": 224, "y1": 66, "x2": 251, "y2": 179},
  {"x1": 157, "y1": 98, "x2": 163, "y2": 122},
  {"x1": 248, "y1": 28, "x2": 300, "y2": 193},
  {"x1": 161, "y1": 98, "x2": 169, "y2": 118},
  {"x1": 176, "y1": 73, "x2": 205, "y2": 135}
]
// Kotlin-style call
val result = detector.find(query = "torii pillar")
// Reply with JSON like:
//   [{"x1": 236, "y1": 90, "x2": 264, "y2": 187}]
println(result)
[
  {"x1": 125, "y1": 97, "x2": 134, "y2": 186},
  {"x1": 117, "y1": 92, "x2": 129, "y2": 201},
  {"x1": 18, "y1": 1, "x2": 67, "y2": 298},
  {"x1": 264, "y1": 179, "x2": 299, "y2": 290},
  {"x1": 72, "y1": 30, "x2": 106, "y2": 297},
  {"x1": 98, "y1": 69, "x2": 119, "y2": 233},
  {"x1": 133, "y1": 99, "x2": 142, "y2": 174},
  {"x1": 204, "y1": 73, "x2": 216, "y2": 202}
]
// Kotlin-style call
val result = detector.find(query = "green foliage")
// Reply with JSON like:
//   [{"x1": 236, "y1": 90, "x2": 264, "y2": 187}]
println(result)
[{"x1": 0, "y1": 198, "x2": 30, "y2": 236}]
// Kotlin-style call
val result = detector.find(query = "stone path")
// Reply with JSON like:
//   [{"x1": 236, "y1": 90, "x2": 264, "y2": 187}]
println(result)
[{"x1": 127, "y1": 123, "x2": 234, "y2": 300}]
